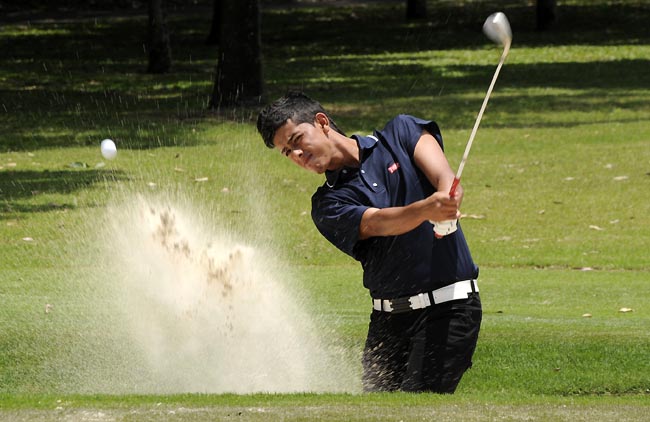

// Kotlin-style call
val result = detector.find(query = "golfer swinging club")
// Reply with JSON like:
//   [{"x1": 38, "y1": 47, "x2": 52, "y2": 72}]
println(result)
[{"x1": 257, "y1": 92, "x2": 481, "y2": 393}]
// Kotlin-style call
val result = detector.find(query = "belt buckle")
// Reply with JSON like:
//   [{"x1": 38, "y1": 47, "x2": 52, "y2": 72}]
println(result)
[
  {"x1": 408, "y1": 293, "x2": 431, "y2": 310},
  {"x1": 388, "y1": 297, "x2": 411, "y2": 313},
  {"x1": 382, "y1": 299, "x2": 393, "y2": 312}
]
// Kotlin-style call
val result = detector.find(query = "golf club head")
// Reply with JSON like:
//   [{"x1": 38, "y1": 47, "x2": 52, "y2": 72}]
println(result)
[{"x1": 483, "y1": 12, "x2": 512, "y2": 48}]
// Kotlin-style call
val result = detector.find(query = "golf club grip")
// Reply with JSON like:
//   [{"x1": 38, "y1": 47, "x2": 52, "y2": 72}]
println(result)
[{"x1": 449, "y1": 177, "x2": 460, "y2": 198}]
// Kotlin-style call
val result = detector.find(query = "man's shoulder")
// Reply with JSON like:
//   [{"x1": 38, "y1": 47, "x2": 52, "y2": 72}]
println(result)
[
  {"x1": 379, "y1": 114, "x2": 439, "y2": 133},
  {"x1": 378, "y1": 114, "x2": 442, "y2": 147},
  {"x1": 311, "y1": 175, "x2": 344, "y2": 205},
  {"x1": 381, "y1": 114, "x2": 418, "y2": 130}
]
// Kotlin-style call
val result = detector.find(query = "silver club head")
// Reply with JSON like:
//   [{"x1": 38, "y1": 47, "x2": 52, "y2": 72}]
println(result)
[{"x1": 483, "y1": 12, "x2": 512, "y2": 48}]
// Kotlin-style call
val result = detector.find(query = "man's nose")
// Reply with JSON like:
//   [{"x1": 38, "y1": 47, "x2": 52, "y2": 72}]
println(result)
[{"x1": 290, "y1": 149, "x2": 303, "y2": 159}]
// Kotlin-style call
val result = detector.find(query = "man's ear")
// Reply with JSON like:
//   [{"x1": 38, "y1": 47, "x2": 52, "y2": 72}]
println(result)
[{"x1": 315, "y1": 112, "x2": 330, "y2": 131}]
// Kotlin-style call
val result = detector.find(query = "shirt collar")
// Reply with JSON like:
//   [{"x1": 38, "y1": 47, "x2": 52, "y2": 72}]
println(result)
[
  {"x1": 325, "y1": 169, "x2": 340, "y2": 188},
  {"x1": 324, "y1": 135, "x2": 379, "y2": 188}
]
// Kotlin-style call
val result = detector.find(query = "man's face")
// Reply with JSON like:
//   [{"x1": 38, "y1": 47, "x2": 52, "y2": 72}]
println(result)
[{"x1": 272, "y1": 115, "x2": 333, "y2": 174}]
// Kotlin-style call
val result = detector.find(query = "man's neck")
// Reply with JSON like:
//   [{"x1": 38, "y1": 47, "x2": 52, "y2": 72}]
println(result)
[{"x1": 329, "y1": 132, "x2": 360, "y2": 170}]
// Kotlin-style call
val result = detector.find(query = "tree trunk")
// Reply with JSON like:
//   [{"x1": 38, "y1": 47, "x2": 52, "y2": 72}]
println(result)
[
  {"x1": 536, "y1": 0, "x2": 557, "y2": 30},
  {"x1": 406, "y1": 0, "x2": 427, "y2": 20},
  {"x1": 205, "y1": 0, "x2": 221, "y2": 45},
  {"x1": 147, "y1": 0, "x2": 172, "y2": 73},
  {"x1": 209, "y1": 0, "x2": 263, "y2": 108}
]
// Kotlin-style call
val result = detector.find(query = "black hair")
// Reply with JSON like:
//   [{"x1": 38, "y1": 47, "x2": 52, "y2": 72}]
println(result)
[{"x1": 256, "y1": 91, "x2": 344, "y2": 149}]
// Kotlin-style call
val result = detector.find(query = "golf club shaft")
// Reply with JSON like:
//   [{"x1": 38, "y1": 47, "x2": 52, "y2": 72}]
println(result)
[{"x1": 449, "y1": 43, "x2": 510, "y2": 198}]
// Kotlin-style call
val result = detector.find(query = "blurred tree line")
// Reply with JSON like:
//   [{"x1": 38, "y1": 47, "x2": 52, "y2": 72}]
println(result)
[{"x1": 1, "y1": 0, "x2": 557, "y2": 107}]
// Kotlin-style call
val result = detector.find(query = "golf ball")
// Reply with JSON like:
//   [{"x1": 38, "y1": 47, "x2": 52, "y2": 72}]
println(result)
[{"x1": 101, "y1": 139, "x2": 117, "y2": 160}]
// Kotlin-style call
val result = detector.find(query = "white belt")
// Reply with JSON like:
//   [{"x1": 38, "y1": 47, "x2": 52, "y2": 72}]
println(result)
[{"x1": 372, "y1": 279, "x2": 478, "y2": 313}]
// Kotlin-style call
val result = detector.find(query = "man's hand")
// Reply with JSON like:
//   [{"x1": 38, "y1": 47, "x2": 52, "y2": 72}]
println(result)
[
  {"x1": 426, "y1": 191, "x2": 461, "y2": 239},
  {"x1": 433, "y1": 219, "x2": 458, "y2": 238},
  {"x1": 424, "y1": 191, "x2": 460, "y2": 222}
]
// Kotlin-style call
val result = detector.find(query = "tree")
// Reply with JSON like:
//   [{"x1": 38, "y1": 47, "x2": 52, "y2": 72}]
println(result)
[
  {"x1": 406, "y1": 0, "x2": 427, "y2": 20},
  {"x1": 147, "y1": 0, "x2": 172, "y2": 73},
  {"x1": 205, "y1": 0, "x2": 221, "y2": 45},
  {"x1": 536, "y1": 0, "x2": 557, "y2": 30},
  {"x1": 209, "y1": 0, "x2": 263, "y2": 108}
]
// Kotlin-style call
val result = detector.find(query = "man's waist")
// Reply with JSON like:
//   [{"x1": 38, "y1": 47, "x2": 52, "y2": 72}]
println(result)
[{"x1": 372, "y1": 279, "x2": 478, "y2": 313}]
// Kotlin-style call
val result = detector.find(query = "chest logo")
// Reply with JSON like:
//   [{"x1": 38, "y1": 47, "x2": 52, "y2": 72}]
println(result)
[{"x1": 387, "y1": 162, "x2": 400, "y2": 174}]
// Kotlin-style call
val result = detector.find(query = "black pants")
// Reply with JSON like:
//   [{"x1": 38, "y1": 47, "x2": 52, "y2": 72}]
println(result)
[{"x1": 362, "y1": 293, "x2": 482, "y2": 393}]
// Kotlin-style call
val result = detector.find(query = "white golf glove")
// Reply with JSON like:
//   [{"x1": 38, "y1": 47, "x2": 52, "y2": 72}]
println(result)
[{"x1": 432, "y1": 219, "x2": 458, "y2": 238}]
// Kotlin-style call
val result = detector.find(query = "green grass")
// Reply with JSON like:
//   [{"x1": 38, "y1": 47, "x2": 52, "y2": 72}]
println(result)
[
  {"x1": 1, "y1": 393, "x2": 649, "y2": 421},
  {"x1": 0, "y1": 393, "x2": 647, "y2": 421},
  {"x1": 1, "y1": 0, "x2": 650, "y2": 419}
]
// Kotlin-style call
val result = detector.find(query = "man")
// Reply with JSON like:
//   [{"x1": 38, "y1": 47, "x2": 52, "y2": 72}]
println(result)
[{"x1": 257, "y1": 92, "x2": 481, "y2": 393}]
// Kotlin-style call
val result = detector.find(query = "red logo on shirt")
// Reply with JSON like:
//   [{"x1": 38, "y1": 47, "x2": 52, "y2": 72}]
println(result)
[{"x1": 387, "y1": 162, "x2": 400, "y2": 174}]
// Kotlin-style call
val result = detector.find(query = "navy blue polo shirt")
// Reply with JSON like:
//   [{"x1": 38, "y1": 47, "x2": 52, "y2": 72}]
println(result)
[{"x1": 311, "y1": 114, "x2": 478, "y2": 299}]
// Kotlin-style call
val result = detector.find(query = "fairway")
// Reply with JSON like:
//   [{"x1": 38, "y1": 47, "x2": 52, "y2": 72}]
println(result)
[
  {"x1": 1, "y1": 0, "x2": 649, "y2": 420},
  {"x1": 1, "y1": 394, "x2": 649, "y2": 421}
]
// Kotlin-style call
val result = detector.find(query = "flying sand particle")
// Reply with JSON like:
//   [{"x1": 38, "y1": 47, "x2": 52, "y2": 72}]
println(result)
[{"x1": 92, "y1": 196, "x2": 358, "y2": 394}]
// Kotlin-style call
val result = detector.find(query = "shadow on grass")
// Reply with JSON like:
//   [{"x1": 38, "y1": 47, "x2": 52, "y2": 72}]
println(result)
[
  {"x1": 263, "y1": 2, "x2": 650, "y2": 54},
  {"x1": 0, "y1": 168, "x2": 128, "y2": 216},
  {"x1": 271, "y1": 57, "x2": 650, "y2": 132},
  {"x1": 1, "y1": 1, "x2": 649, "y2": 150},
  {"x1": 0, "y1": 86, "x2": 212, "y2": 150},
  {"x1": 0, "y1": 11, "x2": 216, "y2": 151},
  {"x1": 271, "y1": 57, "x2": 650, "y2": 95}
]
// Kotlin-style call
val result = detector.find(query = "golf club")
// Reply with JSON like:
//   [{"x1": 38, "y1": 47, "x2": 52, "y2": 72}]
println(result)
[{"x1": 448, "y1": 11, "x2": 512, "y2": 197}]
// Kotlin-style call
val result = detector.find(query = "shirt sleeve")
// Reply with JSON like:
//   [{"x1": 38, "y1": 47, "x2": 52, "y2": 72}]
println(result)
[
  {"x1": 379, "y1": 114, "x2": 443, "y2": 156},
  {"x1": 311, "y1": 187, "x2": 368, "y2": 259}
]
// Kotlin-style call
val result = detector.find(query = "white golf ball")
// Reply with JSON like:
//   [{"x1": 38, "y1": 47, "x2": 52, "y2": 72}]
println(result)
[{"x1": 101, "y1": 139, "x2": 117, "y2": 160}]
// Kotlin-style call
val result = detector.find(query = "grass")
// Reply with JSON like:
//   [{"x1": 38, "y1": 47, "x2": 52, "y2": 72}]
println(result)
[
  {"x1": 1, "y1": 393, "x2": 649, "y2": 421},
  {"x1": 0, "y1": 393, "x2": 647, "y2": 421},
  {"x1": 1, "y1": 0, "x2": 650, "y2": 420}
]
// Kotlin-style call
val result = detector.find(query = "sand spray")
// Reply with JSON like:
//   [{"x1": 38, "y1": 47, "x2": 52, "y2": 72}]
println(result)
[{"x1": 74, "y1": 192, "x2": 360, "y2": 394}]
